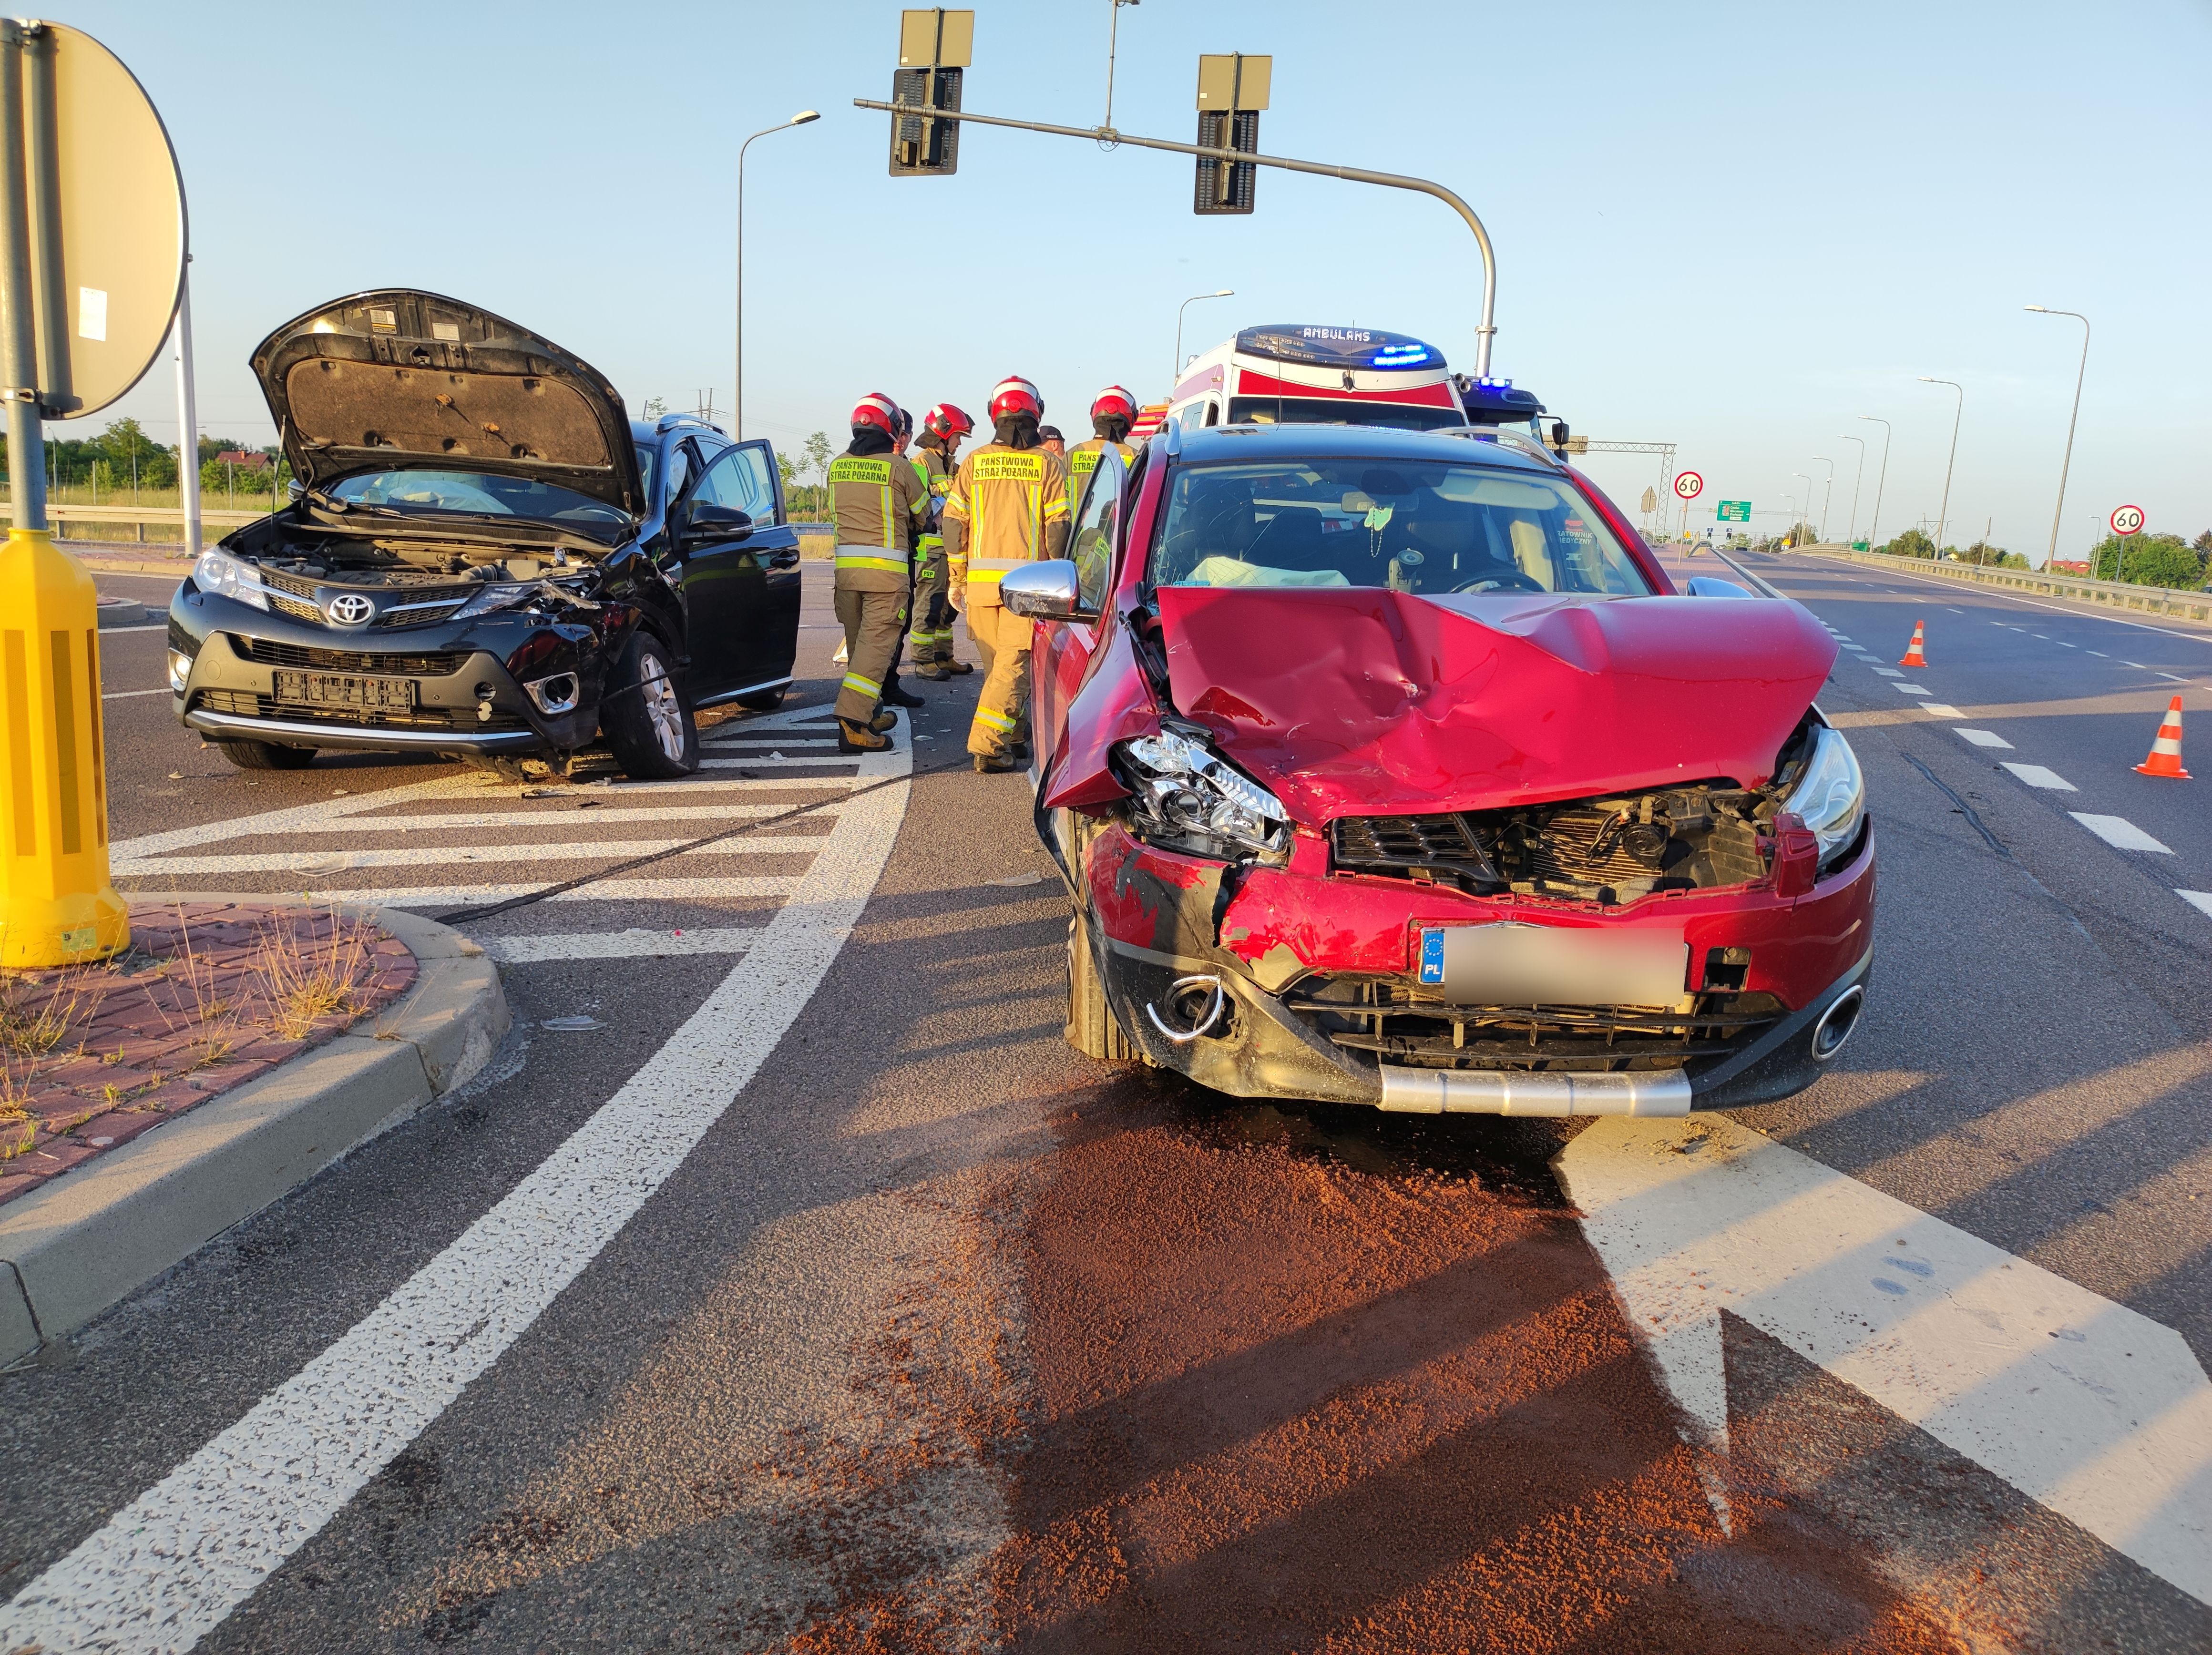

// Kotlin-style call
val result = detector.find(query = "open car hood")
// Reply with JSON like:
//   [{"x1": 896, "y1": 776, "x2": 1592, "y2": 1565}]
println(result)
[
  {"x1": 1152, "y1": 587, "x2": 1837, "y2": 821},
  {"x1": 250, "y1": 289, "x2": 643, "y2": 516}
]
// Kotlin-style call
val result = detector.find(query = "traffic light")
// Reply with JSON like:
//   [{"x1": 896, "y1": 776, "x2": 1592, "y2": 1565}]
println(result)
[
  {"x1": 1194, "y1": 53, "x2": 1269, "y2": 215},
  {"x1": 890, "y1": 9, "x2": 972, "y2": 177}
]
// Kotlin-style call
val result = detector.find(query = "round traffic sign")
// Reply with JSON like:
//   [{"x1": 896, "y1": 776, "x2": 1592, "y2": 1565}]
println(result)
[
  {"x1": 41, "y1": 22, "x2": 186, "y2": 422},
  {"x1": 1674, "y1": 470, "x2": 1704, "y2": 501},
  {"x1": 2109, "y1": 504, "x2": 2145, "y2": 536}
]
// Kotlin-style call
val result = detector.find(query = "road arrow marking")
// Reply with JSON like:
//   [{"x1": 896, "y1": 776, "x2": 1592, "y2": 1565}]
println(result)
[{"x1": 1558, "y1": 1115, "x2": 2212, "y2": 1606}]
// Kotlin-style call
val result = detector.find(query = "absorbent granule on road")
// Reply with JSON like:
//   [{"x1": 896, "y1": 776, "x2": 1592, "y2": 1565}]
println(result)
[
  {"x1": 977, "y1": 1081, "x2": 1969, "y2": 1655},
  {"x1": 0, "y1": 901, "x2": 415, "y2": 1205}
]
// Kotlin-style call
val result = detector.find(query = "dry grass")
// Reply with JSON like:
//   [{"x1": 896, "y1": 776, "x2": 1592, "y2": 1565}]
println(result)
[{"x1": 251, "y1": 908, "x2": 380, "y2": 1040}]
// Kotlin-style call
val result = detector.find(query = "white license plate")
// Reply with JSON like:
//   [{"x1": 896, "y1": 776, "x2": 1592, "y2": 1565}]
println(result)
[{"x1": 1417, "y1": 923, "x2": 1687, "y2": 1007}]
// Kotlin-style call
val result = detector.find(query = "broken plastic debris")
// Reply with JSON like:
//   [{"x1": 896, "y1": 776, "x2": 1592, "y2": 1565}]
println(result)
[
  {"x1": 541, "y1": 1016, "x2": 605, "y2": 1031},
  {"x1": 987, "y1": 872, "x2": 1047, "y2": 887}
]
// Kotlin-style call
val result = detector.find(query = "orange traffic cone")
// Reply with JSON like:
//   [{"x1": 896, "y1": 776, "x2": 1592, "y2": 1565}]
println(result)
[
  {"x1": 2134, "y1": 696, "x2": 2191, "y2": 779},
  {"x1": 1899, "y1": 621, "x2": 1927, "y2": 668}
]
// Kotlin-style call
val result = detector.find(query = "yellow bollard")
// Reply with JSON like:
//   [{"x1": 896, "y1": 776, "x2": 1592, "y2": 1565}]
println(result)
[{"x1": 0, "y1": 526, "x2": 127, "y2": 966}]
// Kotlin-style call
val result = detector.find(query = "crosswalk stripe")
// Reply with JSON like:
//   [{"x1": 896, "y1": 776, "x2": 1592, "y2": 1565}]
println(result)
[
  {"x1": 478, "y1": 929, "x2": 759, "y2": 962},
  {"x1": 115, "y1": 836, "x2": 830, "y2": 877},
  {"x1": 266, "y1": 876, "x2": 805, "y2": 909},
  {"x1": 2071, "y1": 813, "x2": 2173, "y2": 853}
]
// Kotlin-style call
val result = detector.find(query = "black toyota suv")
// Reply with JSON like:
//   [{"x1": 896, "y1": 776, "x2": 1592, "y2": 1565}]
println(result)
[{"x1": 166, "y1": 288, "x2": 799, "y2": 778}]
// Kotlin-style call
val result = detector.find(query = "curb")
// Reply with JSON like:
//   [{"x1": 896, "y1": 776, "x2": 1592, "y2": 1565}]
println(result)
[{"x1": 0, "y1": 903, "x2": 509, "y2": 1364}]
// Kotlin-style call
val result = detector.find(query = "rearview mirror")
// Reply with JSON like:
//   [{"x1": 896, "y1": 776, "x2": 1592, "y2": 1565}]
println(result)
[
  {"x1": 676, "y1": 504, "x2": 752, "y2": 549},
  {"x1": 1684, "y1": 577, "x2": 1752, "y2": 598},
  {"x1": 998, "y1": 559, "x2": 1097, "y2": 624}
]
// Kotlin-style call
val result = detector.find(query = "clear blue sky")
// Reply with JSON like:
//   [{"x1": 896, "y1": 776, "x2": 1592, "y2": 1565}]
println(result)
[{"x1": 67, "y1": 0, "x2": 2212, "y2": 562}]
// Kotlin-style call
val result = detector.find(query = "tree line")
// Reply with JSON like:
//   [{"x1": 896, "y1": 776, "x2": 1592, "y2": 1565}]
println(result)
[{"x1": 0, "y1": 419, "x2": 290, "y2": 499}]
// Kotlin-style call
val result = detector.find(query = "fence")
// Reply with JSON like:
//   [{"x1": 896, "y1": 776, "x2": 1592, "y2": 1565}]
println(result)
[{"x1": 1795, "y1": 544, "x2": 2212, "y2": 625}]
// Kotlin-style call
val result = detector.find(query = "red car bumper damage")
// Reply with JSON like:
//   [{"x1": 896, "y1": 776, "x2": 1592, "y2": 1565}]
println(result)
[{"x1": 1077, "y1": 815, "x2": 1874, "y2": 1113}]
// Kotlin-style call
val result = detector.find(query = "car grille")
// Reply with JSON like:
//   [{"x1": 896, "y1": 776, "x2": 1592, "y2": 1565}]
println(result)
[
  {"x1": 1331, "y1": 783, "x2": 1770, "y2": 903},
  {"x1": 191, "y1": 688, "x2": 528, "y2": 734},
  {"x1": 1280, "y1": 974, "x2": 1784, "y2": 1073},
  {"x1": 373, "y1": 600, "x2": 467, "y2": 629},
  {"x1": 267, "y1": 592, "x2": 327, "y2": 625},
  {"x1": 232, "y1": 637, "x2": 471, "y2": 676},
  {"x1": 1332, "y1": 813, "x2": 1499, "y2": 888}
]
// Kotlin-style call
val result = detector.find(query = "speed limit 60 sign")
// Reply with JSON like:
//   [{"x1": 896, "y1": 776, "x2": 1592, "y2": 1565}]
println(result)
[
  {"x1": 1674, "y1": 470, "x2": 1704, "y2": 501},
  {"x1": 2110, "y1": 504, "x2": 2145, "y2": 536}
]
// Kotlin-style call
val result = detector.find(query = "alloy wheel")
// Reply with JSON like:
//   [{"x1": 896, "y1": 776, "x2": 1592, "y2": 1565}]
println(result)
[{"x1": 640, "y1": 650, "x2": 685, "y2": 761}]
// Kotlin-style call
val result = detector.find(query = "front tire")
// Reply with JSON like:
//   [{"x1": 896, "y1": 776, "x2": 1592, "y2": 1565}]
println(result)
[
  {"x1": 1066, "y1": 906, "x2": 1135, "y2": 1063},
  {"x1": 602, "y1": 632, "x2": 699, "y2": 780},
  {"x1": 218, "y1": 739, "x2": 315, "y2": 771}
]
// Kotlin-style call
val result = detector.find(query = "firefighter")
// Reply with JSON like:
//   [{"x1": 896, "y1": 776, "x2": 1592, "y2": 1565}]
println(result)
[
  {"x1": 942, "y1": 376, "x2": 1070, "y2": 773},
  {"x1": 827, "y1": 392, "x2": 928, "y2": 753},
  {"x1": 1065, "y1": 385, "x2": 1138, "y2": 517},
  {"x1": 875, "y1": 407, "x2": 926, "y2": 708},
  {"x1": 907, "y1": 402, "x2": 973, "y2": 681}
]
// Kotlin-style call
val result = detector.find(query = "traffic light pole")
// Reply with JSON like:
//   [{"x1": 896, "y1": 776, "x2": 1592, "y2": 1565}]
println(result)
[{"x1": 852, "y1": 97, "x2": 1499, "y2": 376}]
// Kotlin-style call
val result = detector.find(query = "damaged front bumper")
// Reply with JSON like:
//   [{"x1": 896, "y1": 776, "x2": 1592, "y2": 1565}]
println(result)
[{"x1": 1076, "y1": 820, "x2": 1876, "y2": 1116}]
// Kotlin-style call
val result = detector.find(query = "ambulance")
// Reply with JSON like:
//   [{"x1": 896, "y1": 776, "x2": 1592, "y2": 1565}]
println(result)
[{"x1": 1163, "y1": 324, "x2": 1557, "y2": 450}]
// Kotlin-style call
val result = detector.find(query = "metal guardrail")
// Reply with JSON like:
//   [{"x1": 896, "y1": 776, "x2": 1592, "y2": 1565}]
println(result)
[{"x1": 1789, "y1": 544, "x2": 2212, "y2": 625}]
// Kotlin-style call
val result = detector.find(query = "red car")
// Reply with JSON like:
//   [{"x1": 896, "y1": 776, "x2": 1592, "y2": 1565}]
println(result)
[{"x1": 1003, "y1": 422, "x2": 1873, "y2": 1118}]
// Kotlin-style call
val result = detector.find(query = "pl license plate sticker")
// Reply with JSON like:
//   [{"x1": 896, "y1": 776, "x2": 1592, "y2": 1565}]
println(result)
[{"x1": 1419, "y1": 928, "x2": 1447, "y2": 985}]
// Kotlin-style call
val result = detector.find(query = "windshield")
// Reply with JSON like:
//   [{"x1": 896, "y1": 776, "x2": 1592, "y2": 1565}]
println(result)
[
  {"x1": 1151, "y1": 458, "x2": 1653, "y2": 597},
  {"x1": 325, "y1": 469, "x2": 630, "y2": 528},
  {"x1": 1228, "y1": 396, "x2": 1465, "y2": 432}
]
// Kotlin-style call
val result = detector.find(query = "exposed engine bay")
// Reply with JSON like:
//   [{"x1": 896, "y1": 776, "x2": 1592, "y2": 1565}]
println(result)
[{"x1": 1329, "y1": 722, "x2": 1822, "y2": 903}]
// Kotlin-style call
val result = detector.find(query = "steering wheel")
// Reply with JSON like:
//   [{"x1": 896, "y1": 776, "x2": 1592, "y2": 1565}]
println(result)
[{"x1": 1450, "y1": 569, "x2": 1546, "y2": 593}]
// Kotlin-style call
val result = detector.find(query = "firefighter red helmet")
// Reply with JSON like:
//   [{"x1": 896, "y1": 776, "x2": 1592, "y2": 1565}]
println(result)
[
  {"x1": 1090, "y1": 386, "x2": 1137, "y2": 423},
  {"x1": 923, "y1": 402, "x2": 973, "y2": 440},
  {"x1": 850, "y1": 392, "x2": 899, "y2": 434},
  {"x1": 988, "y1": 376, "x2": 1043, "y2": 421}
]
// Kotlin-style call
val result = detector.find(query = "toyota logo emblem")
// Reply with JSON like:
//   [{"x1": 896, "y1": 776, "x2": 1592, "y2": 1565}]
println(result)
[{"x1": 326, "y1": 594, "x2": 374, "y2": 625}]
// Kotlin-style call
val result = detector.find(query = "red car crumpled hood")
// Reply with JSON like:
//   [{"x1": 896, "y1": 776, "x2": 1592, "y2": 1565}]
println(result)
[{"x1": 1154, "y1": 586, "x2": 1835, "y2": 822}]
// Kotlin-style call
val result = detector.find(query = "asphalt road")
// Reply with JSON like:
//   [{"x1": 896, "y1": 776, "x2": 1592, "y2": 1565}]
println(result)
[{"x1": 1, "y1": 553, "x2": 2205, "y2": 1653}]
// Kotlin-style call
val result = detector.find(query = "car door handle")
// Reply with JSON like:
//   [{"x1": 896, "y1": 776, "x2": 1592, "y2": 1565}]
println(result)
[{"x1": 767, "y1": 549, "x2": 799, "y2": 569}]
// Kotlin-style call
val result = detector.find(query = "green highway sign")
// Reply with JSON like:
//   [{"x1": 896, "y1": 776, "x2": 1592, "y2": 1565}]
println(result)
[{"x1": 1716, "y1": 500, "x2": 1751, "y2": 522}]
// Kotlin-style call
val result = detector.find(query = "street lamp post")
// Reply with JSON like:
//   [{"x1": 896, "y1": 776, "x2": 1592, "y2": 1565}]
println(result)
[
  {"x1": 734, "y1": 109, "x2": 820, "y2": 441},
  {"x1": 2025, "y1": 306, "x2": 2089, "y2": 572},
  {"x1": 1173, "y1": 289, "x2": 1234, "y2": 390},
  {"x1": 1857, "y1": 415, "x2": 1891, "y2": 548},
  {"x1": 1813, "y1": 456, "x2": 1834, "y2": 542},
  {"x1": 1835, "y1": 434, "x2": 1865, "y2": 546},
  {"x1": 1918, "y1": 377, "x2": 1963, "y2": 559},
  {"x1": 1793, "y1": 472, "x2": 1812, "y2": 544}
]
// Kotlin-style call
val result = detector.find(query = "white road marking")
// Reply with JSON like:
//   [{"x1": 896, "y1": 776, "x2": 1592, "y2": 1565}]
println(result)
[
  {"x1": 2089, "y1": 651, "x2": 2109, "y2": 657},
  {"x1": 101, "y1": 687, "x2": 170, "y2": 701},
  {"x1": 479, "y1": 928, "x2": 759, "y2": 962},
  {"x1": 1917, "y1": 704, "x2": 1965, "y2": 718},
  {"x1": 2031, "y1": 634, "x2": 2050, "y2": 640},
  {"x1": 2158, "y1": 673, "x2": 2188, "y2": 684},
  {"x1": 280, "y1": 805, "x2": 793, "y2": 832},
  {"x1": 2071, "y1": 814, "x2": 2174, "y2": 854},
  {"x1": 0, "y1": 724, "x2": 912, "y2": 1654},
  {"x1": 94, "y1": 623, "x2": 166, "y2": 634},
  {"x1": 701, "y1": 755, "x2": 863, "y2": 770},
  {"x1": 277, "y1": 876, "x2": 807, "y2": 908},
  {"x1": 2178, "y1": 891, "x2": 2212, "y2": 921},
  {"x1": 2058, "y1": 641, "x2": 2078, "y2": 648},
  {"x1": 1873, "y1": 667, "x2": 1906, "y2": 677},
  {"x1": 114, "y1": 836, "x2": 827, "y2": 877},
  {"x1": 1892, "y1": 682, "x2": 1933, "y2": 694},
  {"x1": 1956, "y1": 728, "x2": 2014, "y2": 749},
  {"x1": 1558, "y1": 1116, "x2": 2212, "y2": 1607},
  {"x1": 2124, "y1": 662, "x2": 2146, "y2": 669},
  {"x1": 704, "y1": 736, "x2": 840, "y2": 749},
  {"x1": 2001, "y1": 763, "x2": 2076, "y2": 791}
]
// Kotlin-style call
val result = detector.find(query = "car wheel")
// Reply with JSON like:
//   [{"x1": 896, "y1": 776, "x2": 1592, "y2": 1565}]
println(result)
[
  {"x1": 1065, "y1": 905, "x2": 1135, "y2": 1063},
  {"x1": 735, "y1": 684, "x2": 787, "y2": 712},
  {"x1": 217, "y1": 739, "x2": 315, "y2": 771},
  {"x1": 602, "y1": 631, "x2": 699, "y2": 780}
]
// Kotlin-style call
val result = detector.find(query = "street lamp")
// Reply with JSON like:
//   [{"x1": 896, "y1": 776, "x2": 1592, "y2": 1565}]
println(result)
[
  {"x1": 1793, "y1": 472, "x2": 1812, "y2": 544},
  {"x1": 1857, "y1": 415, "x2": 1891, "y2": 549},
  {"x1": 1812, "y1": 456, "x2": 1834, "y2": 542},
  {"x1": 734, "y1": 109, "x2": 821, "y2": 440},
  {"x1": 1174, "y1": 289, "x2": 1234, "y2": 389},
  {"x1": 1835, "y1": 434, "x2": 1865, "y2": 546},
  {"x1": 1918, "y1": 377, "x2": 1963, "y2": 560},
  {"x1": 2025, "y1": 306, "x2": 2090, "y2": 572}
]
